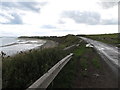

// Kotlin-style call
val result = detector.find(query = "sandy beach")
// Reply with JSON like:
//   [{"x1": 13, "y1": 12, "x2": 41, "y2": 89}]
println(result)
[
  {"x1": 40, "y1": 40, "x2": 58, "y2": 49},
  {"x1": 0, "y1": 39, "x2": 58, "y2": 57}
]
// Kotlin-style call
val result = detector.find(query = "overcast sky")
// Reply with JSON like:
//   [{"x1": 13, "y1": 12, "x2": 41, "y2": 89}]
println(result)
[{"x1": 0, "y1": 0, "x2": 119, "y2": 36}]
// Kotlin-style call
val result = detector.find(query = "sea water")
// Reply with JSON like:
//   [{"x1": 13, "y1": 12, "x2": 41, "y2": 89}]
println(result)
[{"x1": 0, "y1": 37, "x2": 46, "y2": 56}]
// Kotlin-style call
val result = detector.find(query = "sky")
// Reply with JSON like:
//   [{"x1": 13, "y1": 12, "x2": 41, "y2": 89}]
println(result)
[{"x1": 0, "y1": 0, "x2": 119, "y2": 36}]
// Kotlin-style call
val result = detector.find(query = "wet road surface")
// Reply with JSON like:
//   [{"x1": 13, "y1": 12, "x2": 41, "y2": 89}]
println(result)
[{"x1": 80, "y1": 37, "x2": 120, "y2": 77}]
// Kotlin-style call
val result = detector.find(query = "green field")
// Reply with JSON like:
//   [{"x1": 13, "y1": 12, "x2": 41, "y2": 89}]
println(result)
[{"x1": 84, "y1": 33, "x2": 120, "y2": 47}]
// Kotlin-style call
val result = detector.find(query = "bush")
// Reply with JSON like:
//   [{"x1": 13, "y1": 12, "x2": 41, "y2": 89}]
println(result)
[
  {"x1": 3, "y1": 35, "x2": 79, "y2": 89},
  {"x1": 2, "y1": 48, "x2": 67, "y2": 88}
]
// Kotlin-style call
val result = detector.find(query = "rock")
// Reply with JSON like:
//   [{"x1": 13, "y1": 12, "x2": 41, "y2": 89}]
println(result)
[{"x1": 86, "y1": 43, "x2": 94, "y2": 48}]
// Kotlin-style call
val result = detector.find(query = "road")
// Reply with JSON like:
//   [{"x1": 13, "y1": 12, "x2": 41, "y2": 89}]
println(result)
[{"x1": 79, "y1": 37, "x2": 120, "y2": 76}]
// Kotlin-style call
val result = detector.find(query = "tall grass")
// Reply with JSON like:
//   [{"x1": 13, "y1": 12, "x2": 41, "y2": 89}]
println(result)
[
  {"x1": 3, "y1": 35, "x2": 80, "y2": 89},
  {"x1": 2, "y1": 48, "x2": 67, "y2": 88}
]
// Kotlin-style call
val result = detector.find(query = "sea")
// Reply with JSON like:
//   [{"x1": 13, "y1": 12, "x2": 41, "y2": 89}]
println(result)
[{"x1": 0, "y1": 37, "x2": 46, "y2": 56}]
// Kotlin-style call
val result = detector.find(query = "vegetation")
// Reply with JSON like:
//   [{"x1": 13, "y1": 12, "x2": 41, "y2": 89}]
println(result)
[
  {"x1": 47, "y1": 40, "x2": 102, "y2": 88},
  {"x1": 2, "y1": 34, "x2": 79, "y2": 89},
  {"x1": 19, "y1": 34, "x2": 79, "y2": 48},
  {"x1": 92, "y1": 58, "x2": 101, "y2": 69},
  {"x1": 47, "y1": 55, "x2": 78, "y2": 88},
  {"x1": 2, "y1": 48, "x2": 68, "y2": 88},
  {"x1": 3, "y1": 34, "x2": 105, "y2": 89},
  {"x1": 82, "y1": 33, "x2": 120, "y2": 47}
]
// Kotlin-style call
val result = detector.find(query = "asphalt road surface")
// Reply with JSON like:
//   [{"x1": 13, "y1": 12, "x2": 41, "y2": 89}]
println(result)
[{"x1": 80, "y1": 37, "x2": 120, "y2": 76}]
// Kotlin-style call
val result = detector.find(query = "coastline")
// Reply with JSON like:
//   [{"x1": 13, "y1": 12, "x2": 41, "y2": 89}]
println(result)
[
  {"x1": 40, "y1": 40, "x2": 58, "y2": 49},
  {"x1": 1, "y1": 39, "x2": 58, "y2": 57}
]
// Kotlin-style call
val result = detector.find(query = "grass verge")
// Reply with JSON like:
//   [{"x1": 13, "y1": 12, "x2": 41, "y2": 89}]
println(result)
[{"x1": 47, "y1": 41, "x2": 103, "y2": 88}]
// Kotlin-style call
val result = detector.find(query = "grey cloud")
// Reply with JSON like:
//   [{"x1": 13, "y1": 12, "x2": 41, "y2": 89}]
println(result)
[
  {"x1": 1, "y1": 2, "x2": 47, "y2": 12},
  {"x1": 10, "y1": 13, "x2": 23, "y2": 24},
  {"x1": 58, "y1": 20, "x2": 66, "y2": 24},
  {"x1": 62, "y1": 11, "x2": 101, "y2": 25},
  {"x1": 99, "y1": 2, "x2": 118, "y2": 9},
  {"x1": 18, "y1": 2, "x2": 40, "y2": 12},
  {"x1": 0, "y1": 13, "x2": 23, "y2": 24},
  {"x1": 57, "y1": 29, "x2": 75, "y2": 32},
  {"x1": 62, "y1": 10, "x2": 117, "y2": 25},
  {"x1": 101, "y1": 19, "x2": 118, "y2": 25},
  {"x1": 41, "y1": 25, "x2": 56, "y2": 29},
  {"x1": 0, "y1": 1, "x2": 47, "y2": 24}
]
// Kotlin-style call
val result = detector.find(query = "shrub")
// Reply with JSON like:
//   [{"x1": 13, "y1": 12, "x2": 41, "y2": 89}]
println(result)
[{"x1": 2, "y1": 47, "x2": 67, "y2": 88}]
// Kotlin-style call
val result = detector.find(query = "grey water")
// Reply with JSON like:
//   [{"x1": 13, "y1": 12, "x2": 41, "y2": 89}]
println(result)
[
  {"x1": 0, "y1": 37, "x2": 19, "y2": 47},
  {"x1": 0, "y1": 37, "x2": 46, "y2": 56}
]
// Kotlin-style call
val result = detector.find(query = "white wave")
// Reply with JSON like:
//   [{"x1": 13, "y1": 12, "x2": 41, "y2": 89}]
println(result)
[{"x1": 0, "y1": 39, "x2": 46, "y2": 56}]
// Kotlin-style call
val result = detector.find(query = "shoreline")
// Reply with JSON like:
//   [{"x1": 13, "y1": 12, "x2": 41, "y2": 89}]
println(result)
[
  {"x1": 40, "y1": 40, "x2": 58, "y2": 49},
  {"x1": 1, "y1": 40, "x2": 58, "y2": 58}
]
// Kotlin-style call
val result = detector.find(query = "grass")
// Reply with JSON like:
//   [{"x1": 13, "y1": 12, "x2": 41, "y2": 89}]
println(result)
[
  {"x1": 47, "y1": 38, "x2": 83, "y2": 88},
  {"x1": 73, "y1": 42, "x2": 86, "y2": 56},
  {"x1": 73, "y1": 46, "x2": 85, "y2": 56},
  {"x1": 73, "y1": 41, "x2": 101, "y2": 78},
  {"x1": 92, "y1": 58, "x2": 101, "y2": 69},
  {"x1": 47, "y1": 41, "x2": 90, "y2": 88},
  {"x1": 2, "y1": 48, "x2": 67, "y2": 88},
  {"x1": 47, "y1": 55, "x2": 78, "y2": 88},
  {"x1": 81, "y1": 71, "x2": 88, "y2": 77},
  {"x1": 84, "y1": 33, "x2": 120, "y2": 47},
  {"x1": 3, "y1": 34, "x2": 103, "y2": 88},
  {"x1": 80, "y1": 59, "x2": 88, "y2": 69},
  {"x1": 49, "y1": 40, "x2": 103, "y2": 88},
  {"x1": 2, "y1": 35, "x2": 80, "y2": 89}
]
